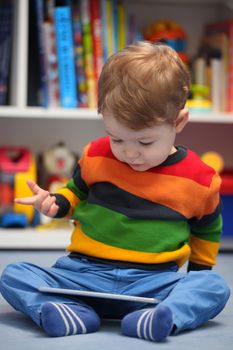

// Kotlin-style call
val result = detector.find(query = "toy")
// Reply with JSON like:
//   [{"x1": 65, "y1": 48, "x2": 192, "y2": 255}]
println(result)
[
  {"x1": 0, "y1": 147, "x2": 37, "y2": 227},
  {"x1": 186, "y1": 84, "x2": 212, "y2": 112},
  {"x1": 201, "y1": 151, "x2": 224, "y2": 173},
  {"x1": 143, "y1": 19, "x2": 188, "y2": 64},
  {"x1": 37, "y1": 142, "x2": 76, "y2": 228}
]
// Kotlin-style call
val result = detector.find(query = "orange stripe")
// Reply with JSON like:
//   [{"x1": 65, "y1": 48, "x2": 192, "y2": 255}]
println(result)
[
  {"x1": 67, "y1": 222, "x2": 190, "y2": 267},
  {"x1": 189, "y1": 235, "x2": 219, "y2": 266},
  {"x1": 81, "y1": 156, "x2": 220, "y2": 218}
]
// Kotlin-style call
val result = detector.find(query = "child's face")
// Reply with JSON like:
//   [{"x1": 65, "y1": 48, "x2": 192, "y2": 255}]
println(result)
[{"x1": 103, "y1": 113, "x2": 178, "y2": 171}]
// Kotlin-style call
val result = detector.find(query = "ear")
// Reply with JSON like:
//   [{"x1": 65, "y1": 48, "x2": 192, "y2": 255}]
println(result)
[{"x1": 175, "y1": 108, "x2": 189, "y2": 133}]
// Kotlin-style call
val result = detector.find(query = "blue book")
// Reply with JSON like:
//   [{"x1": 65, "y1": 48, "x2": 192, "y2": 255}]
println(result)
[{"x1": 54, "y1": 5, "x2": 78, "y2": 108}]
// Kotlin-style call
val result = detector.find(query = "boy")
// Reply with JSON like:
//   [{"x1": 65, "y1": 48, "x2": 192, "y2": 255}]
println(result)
[{"x1": 0, "y1": 42, "x2": 230, "y2": 342}]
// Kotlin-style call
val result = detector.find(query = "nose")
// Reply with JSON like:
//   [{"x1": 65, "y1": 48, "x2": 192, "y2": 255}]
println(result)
[{"x1": 124, "y1": 145, "x2": 140, "y2": 160}]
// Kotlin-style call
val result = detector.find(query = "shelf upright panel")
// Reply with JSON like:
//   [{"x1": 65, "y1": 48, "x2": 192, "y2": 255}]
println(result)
[{"x1": 10, "y1": 0, "x2": 28, "y2": 107}]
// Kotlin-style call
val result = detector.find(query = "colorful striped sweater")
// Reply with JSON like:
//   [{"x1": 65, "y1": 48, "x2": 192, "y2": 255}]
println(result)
[{"x1": 54, "y1": 136, "x2": 222, "y2": 269}]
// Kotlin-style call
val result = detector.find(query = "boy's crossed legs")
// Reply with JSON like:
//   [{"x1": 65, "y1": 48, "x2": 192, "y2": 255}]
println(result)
[{"x1": 0, "y1": 255, "x2": 230, "y2": 342}]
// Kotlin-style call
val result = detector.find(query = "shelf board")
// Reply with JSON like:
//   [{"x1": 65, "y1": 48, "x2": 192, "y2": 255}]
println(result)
[
  {"x1": 0, "y1": 106, "x2": 99, "y2": 120},
  {"x1": 1, "y1": 106, "x2": 233, "y2": 123},
  {"x1": 0, "y1": 228, "x2": 71, "y2": 249}
]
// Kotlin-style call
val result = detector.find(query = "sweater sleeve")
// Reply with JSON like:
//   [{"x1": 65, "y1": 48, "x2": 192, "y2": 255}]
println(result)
[
  {"x1": 53, "y1": 153, "x2": 90, "y2": 219},
  {"x1": 188, "y1": 172, "x2": 222, "y2": 270}
]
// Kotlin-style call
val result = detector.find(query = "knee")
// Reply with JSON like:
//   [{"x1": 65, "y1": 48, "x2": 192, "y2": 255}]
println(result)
[
  {"x1": 194, "y1": 270, "x2": 230, "y2": 304},
  {"x1": 0, "y1": 262, "x2": 27, "y2": 290}
]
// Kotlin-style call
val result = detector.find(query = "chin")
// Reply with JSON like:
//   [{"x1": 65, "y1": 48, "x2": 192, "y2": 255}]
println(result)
[{"x1": 129, "y1": 164, "x2": 150, "y2": 171}]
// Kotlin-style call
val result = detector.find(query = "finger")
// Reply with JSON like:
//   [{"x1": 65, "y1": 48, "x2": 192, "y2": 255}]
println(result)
[
  {"x1": 47, "y1": 203, "x2": 59, "y2": 218},
  {"x1": 26, "y1": 179, "x2": 44, "y2": 196},
  {"x1": 40, "y1": 196, "x2": 57, "y2": 215},
  {"x1": 14, "y1": 196, "x2": 37, "y2": 205},
  {"x1": 34, "y1": 190, "x2": 50, "y2": 211}
]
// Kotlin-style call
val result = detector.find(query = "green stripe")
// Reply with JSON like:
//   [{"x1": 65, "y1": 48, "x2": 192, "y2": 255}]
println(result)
[
  {"x1": 190, "y1": 215, "x2": 222, "y2": 242},
  {"x1": 66, "y1": 178, "x2": 87, "y2": 200},
  {"x1": 73, "y1": 201, "x2": 190, "y2": 253}
]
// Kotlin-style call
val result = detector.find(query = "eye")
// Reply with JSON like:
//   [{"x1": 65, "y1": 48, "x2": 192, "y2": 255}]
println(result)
[
  {"x1": 139, "y1": 141, "x2": 154, "y2": 146},
  {"x1": 111, "y1": 138, "x2": 122, "y2": 144}
]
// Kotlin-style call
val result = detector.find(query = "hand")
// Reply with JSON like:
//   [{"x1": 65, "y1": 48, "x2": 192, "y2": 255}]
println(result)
[{"x1": 14, "y1": 179, "x2": 59, "y2": 218}]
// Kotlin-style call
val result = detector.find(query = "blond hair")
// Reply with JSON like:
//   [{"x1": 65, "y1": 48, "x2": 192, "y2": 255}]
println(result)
[{"x1": 98, "y1": 41, "x2": 190, "y2": 130}]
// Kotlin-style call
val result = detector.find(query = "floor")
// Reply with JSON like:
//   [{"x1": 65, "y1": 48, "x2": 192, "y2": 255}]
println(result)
[{"x1": 0, "y1": 250, "x2": 232, "y2": 350}]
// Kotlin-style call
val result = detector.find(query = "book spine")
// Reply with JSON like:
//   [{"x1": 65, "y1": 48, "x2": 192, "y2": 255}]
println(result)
[
  {"x1": 72, "y1": 0, "x2": 88, "y2": 107},
  {"x1": 43, "y1": 21, "x2": 60, "y2": 107},
  {"x1": 0, "y1": 1, "x2": 14, "y2": 105},
  {"x1": 80, "y1": 0, "x2": 96, "y2": 108},
  {"x1": 227, "y1": 25, "x2": 233, "y2": 112},
  {"x1": 112, "y1": 0, "x2": 118, "y2": 52},
  {"x1": 106, "y1": 0, "x2": 114, "y2": 57},
  {"x1": 211, "y1": 58, "x2": 222, "y2": 112},
  {"x1": 117, "y1": 0, "x2": 126, "y2": 50},
  {"x1": 43, "y1": 0, "x2": 60, "y2": 107},
  {"x1": 34, "y1": 0, "x2": 49, "y2": 107},
  {"x1": 100, "y1": 0, "x2": 108, "y2": 62},
  {"x1": 90, "y1": 0, "x2": 104, "y2": 86},
  {"x1": 54, "y1": 5, "x2": 77, "y2": 108}
]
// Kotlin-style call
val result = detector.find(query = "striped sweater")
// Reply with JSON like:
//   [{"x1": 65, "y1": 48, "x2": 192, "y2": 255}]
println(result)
[{"x1": 54, "y1": 136, "x2": 222, "y2": 269}]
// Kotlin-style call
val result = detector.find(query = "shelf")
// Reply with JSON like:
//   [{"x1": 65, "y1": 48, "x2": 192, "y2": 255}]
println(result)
[
  {"x1": 0, "y1": 106, "x2": 99, "y2": 120},
  {"x1": 0, "y1": 106, "x2": 233, "y2": 123},
  {"x1": 0, "y1": 228, "x2": 71, "y2": 249}
]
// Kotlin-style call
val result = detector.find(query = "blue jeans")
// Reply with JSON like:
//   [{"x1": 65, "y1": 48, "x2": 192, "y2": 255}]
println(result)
[{"x1": 0, "y1": 254, "x2": 230, "y2": 333}]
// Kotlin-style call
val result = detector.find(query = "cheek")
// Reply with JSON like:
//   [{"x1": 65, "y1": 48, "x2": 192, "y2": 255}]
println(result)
[{"x1": 110, "y1": 144, "x2": 122, "y2": 160}]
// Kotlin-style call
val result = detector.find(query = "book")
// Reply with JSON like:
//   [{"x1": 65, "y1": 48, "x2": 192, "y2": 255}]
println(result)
[
  {"x1": 72, "y1": 0, "x2": 88, "y2": 107},
  {"x1": 90, "y1": 0, "x2": 104, "y2": 93},
  {"x1": 117, "y1": 0, "x2": 127, "y2": 50},
  {"x1": 80, "y1": 0, "x2": 97, "y2": 108},
  {"x1": 0, "y1": 0, "x2": 14, "y2": 106},
  {"x1": 106, "y1": 0, "x2": 114, "y2": 57},
  {"x1": 54, "y1": 1, "x2": 78, "y2": 108},
  {"x1": 205, "y1": 20, "x2": 233, "y2": 112},
  {"x1": 43, "y1": 0, "x2": 60, "y2": 107},
  {"x1": 28, "y1": 0, "x2": 48, "y2": 107}
]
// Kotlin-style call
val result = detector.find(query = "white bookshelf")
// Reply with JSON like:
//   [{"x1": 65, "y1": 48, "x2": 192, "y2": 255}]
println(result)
[
  {"x1": 0, "y1": 228, "x2": 71, "y2": 249},
  {"x1": 1, "y1": 0, "x2": 233, "y2": 248}
]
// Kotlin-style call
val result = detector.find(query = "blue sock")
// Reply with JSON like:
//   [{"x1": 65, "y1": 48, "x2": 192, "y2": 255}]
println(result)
[
  {"x1": 121, "y1": 305, "x2": 173, "y2": 342},
  {"x1": 41, "y1": 302, "x2": 101, "y2": 337}
]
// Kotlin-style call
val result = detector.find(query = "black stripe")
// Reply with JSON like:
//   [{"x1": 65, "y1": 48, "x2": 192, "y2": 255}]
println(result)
[
  {"x1": 87, "y1": 182, "x2": 186, "y2": 220},
  {"x1": 72, "y1": 163, "x2": 89, "y2": 195},
  {"x1": 52, "y1": 194, "x2": 70, "y2": 218},
  {"x1": 188, "y1": 202, "x2": 222, "y2": 228},
  {"x1": 160, "y1": 146, "x2": 187, "y2": 166}
]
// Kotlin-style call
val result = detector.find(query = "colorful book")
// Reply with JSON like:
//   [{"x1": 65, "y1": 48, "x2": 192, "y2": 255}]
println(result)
[
  {"x1": 90, "y1": 0, "x2": 104, "y2": 91},
  {"x1": 72, "y1": 0, "x2": 88, "y2": 107},
  {"x1": 43, "y1": 0, "x2": 60, "y2": 107},
  {"x1": 80, "y1": 0, "x2": 97, "y2": 108},
  {"x1": 0, "y1": 0, "x2": 14, "y2": 105},
  {"x1": 205, "y1": 20, "x2": 233, "y2": 112},
  {"x1": 106, "y1": 0, "x2": 114, "y2": 57},
  {"x1": 117, "y1": 0, "x2": 127, "y2": 50},
  {"x1": 54, "y1": 2, "x2": 77, "y2": 108}
]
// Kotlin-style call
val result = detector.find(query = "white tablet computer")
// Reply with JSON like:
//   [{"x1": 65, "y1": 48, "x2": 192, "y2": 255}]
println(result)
[{"x1": 39, "y1": 286, "x2": 159, "y2": 304}]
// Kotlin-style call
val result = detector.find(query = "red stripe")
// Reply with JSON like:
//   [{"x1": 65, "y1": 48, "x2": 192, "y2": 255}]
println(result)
[{"x1": 87, "y1": 137, "x2": 215, "y2": 187}]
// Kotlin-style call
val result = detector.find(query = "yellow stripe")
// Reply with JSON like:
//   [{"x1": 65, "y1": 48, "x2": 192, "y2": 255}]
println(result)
[
  {"x1": 55, "y1": 188, "x2": 81, "y2": 218},
  {"x1": 67, "y1": 222, "x2": 190, "y2": 267},
  {"x1": 189, "y1": 235, "x2": 219, "y2": 266}
]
